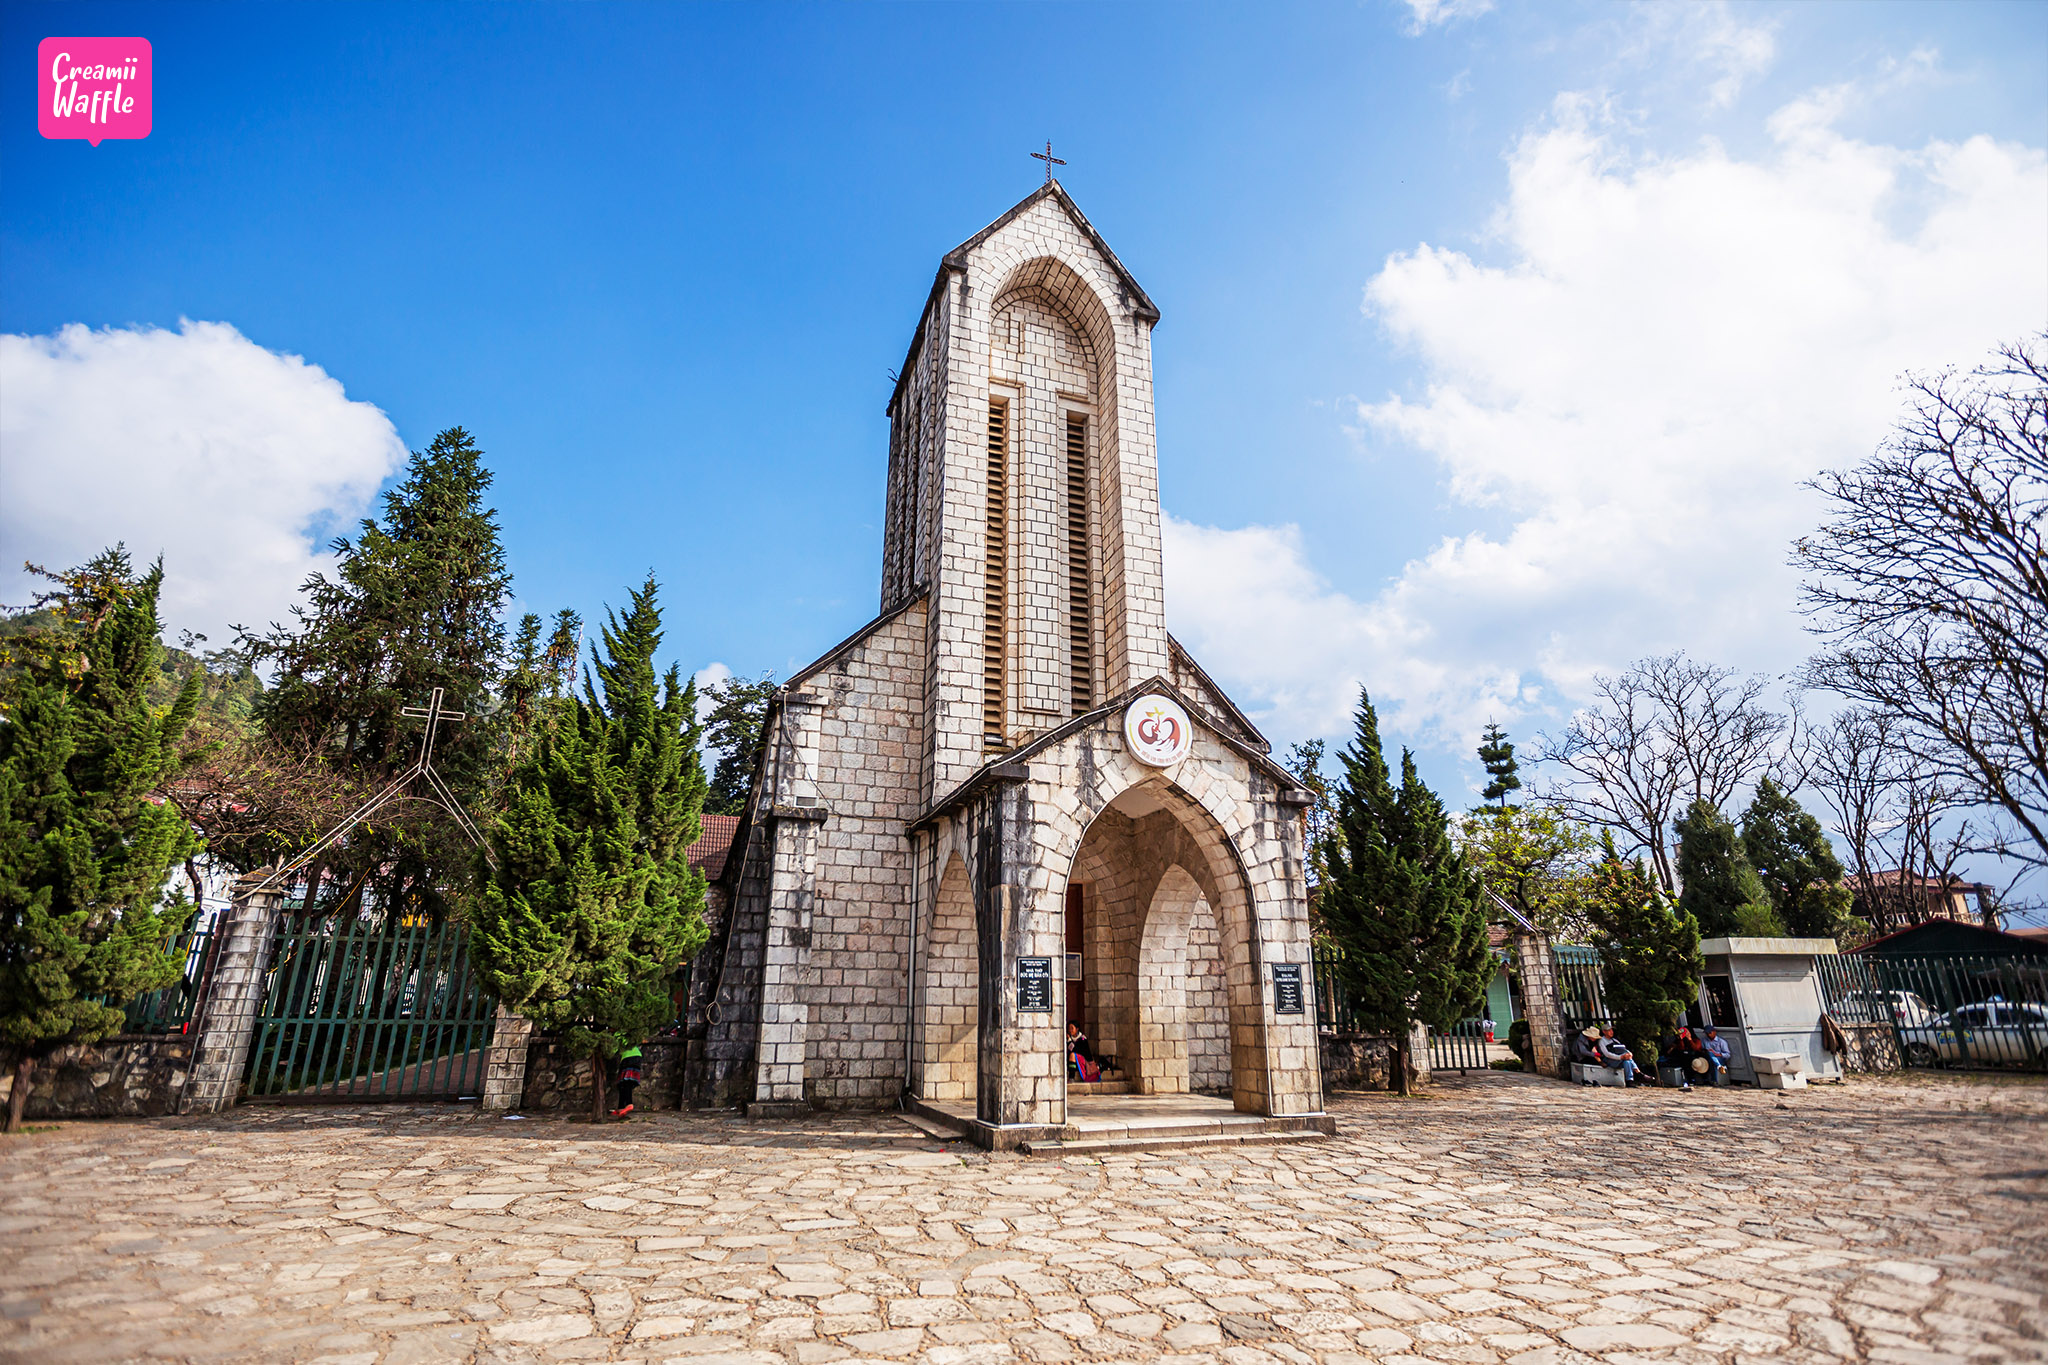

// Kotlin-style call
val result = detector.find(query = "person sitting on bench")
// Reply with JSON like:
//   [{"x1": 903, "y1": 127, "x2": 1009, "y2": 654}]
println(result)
[
  {"x1": 1659, "y1": 1026, "x2": 1707, "y2": 1091},
  {"x1": 1699, "y1": 1027, "x2": 1730, "y2": 1084},
  {"x1": 1569, "y1": 1027, "x2": 1602, "y2": 1081},
  {"x1": 1596, "y1": 1025, "x2": 1642, "y2": 1086}
]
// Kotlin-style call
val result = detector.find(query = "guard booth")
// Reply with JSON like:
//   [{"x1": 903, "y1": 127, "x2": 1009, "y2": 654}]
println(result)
[{"x1": 1690, "y1": 937, "x2": 1843, "y2": 1085}]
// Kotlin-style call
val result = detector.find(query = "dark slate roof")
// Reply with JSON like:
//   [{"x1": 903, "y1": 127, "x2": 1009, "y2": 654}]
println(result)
[{"x1": 1851, "y1": 918, "x2": 2048, "y2": 958}]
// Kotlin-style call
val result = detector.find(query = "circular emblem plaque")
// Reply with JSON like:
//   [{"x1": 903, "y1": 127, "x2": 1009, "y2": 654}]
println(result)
[{"x1": 1124, "y1": 694, "x2": 1193, "y2": 767}]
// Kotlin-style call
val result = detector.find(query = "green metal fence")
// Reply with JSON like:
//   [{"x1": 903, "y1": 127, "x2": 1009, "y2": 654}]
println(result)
[
  {"x1": 1816, "y1": 951, "x2": 2048, "y2": 1071},
  {"x1": 1426, "y1": 1020, "x2": 1492, "y2": 1072},
  {"x1": 114, "y1": 923, "x2": 220, "y2": 1034},
  {"x1": 243, "y1": 910, "x2": 496, "y2": 1101},
  {"x1": 1554, "y1": 944, "x2": 1614, "y2": 1033}
]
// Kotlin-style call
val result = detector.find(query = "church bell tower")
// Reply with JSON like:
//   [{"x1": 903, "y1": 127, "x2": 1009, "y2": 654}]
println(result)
[{"x1": 878, "y1": 181, "x2": 1171, "y2": 797}]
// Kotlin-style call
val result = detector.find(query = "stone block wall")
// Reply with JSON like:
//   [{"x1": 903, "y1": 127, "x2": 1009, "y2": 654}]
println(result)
[
  {"x1": 1320, "y1": 1028, "x2": 1435, "y2": 1092},
  {"x1": 1833, "y1": 1021, "x2": 1902, "y2": 1074},
  {"x1": 5, "y1": 1035, "x2": 196, "y2": 1119},
  {"x1": 520, "y1": 1036, "x2": 683, "y2": 1113}
]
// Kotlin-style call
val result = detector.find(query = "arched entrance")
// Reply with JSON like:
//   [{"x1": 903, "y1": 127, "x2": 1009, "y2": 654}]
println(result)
[{"x1": 1064, "y1": 777, "x2": 1269, "y2": 1112}]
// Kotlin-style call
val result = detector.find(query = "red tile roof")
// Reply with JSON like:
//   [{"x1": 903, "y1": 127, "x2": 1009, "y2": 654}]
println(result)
[{"x1": 689, "y1": 814, "x2": 740, "y2": 881}]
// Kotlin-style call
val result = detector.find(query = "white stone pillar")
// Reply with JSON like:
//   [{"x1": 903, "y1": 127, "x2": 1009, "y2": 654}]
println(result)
[
  {"x1": 751, "y1": 806, "x2": 825, "y2": 1117},
  {"x1": 480, "y1": 1005, "x2": 532, "y2": 1111},
  {"x1": 180, "y1": 873, "x2": 283, "y2": 1114}
]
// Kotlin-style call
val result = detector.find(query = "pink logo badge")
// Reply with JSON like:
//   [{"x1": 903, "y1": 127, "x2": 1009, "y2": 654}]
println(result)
[{"x1": 40, "y1": 38, "x2": 152, "y2": 146}]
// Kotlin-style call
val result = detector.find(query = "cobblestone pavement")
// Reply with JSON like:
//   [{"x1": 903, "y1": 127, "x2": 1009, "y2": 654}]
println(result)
[{"x1": 3, "y1": 1070, "x2": 2044, "y2": 1365}]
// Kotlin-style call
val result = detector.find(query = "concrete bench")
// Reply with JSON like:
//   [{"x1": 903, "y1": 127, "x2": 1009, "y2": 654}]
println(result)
[
  {"x1": 1750, "y1": 1051, "x2": 1807, "y2": 1090},
  {"x1": 1571, "y1": 1062, "x2": 1627, "y2": 1087}
]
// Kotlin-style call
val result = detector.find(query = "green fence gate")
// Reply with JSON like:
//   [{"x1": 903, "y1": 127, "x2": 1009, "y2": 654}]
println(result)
[{"x1": 244, "y1": 910, "x2": 497, "y2": 1102}]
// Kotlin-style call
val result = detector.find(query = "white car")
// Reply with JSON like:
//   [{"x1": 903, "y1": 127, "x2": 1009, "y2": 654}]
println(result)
[
  {"x1": 1897, "y1": 999, "x2": 2048, "y2": 1068},
  {"x1": 1835, "y1": 989, "x2": 1936, "y2": 1027}
]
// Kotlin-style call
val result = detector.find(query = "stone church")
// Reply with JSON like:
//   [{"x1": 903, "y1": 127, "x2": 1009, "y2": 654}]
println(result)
[{"x1": 684, "y1": 182, "x2": 1327, "y2": 1146}]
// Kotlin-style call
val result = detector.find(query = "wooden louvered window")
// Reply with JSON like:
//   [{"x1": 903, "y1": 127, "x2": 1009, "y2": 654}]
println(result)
[
  {"x1": 983, "y1": 399, "x2": 1009, "y2": 746},
  {"x1": 1066, "y1": 413, "x2": 1093, "y2": 713}
]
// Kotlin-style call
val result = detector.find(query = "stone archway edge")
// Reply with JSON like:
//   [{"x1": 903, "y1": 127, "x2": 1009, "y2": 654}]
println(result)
[{"x1": 905, "y1": 674, "x2": 1315, "y2": 836}]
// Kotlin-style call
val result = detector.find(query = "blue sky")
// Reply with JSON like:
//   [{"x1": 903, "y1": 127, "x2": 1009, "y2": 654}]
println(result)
[{"x1": 4, "y1": 1, "x2": 2044, "y2": 901}]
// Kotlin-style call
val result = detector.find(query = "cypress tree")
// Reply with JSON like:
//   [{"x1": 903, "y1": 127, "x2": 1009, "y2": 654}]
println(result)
[
  {"x1": 0, "y1": 550, "x2": 202, "y2": 1131},
  {"x1": 1477, "y1": 721, "x2": 1522, "y2": 810},
  {"x1": 1584, "y1": 832, "x2": 1703, "y2": 1061},
  {"x1": 701, "y1": 672, "x2": 778, "y2": 816},
  {"x1": 1674, "y1": 798, "x2": 1779, "y2": 938},
  {"x1": 467, "y1": 575, "x2": 710, "y2": 1121},
  {"x1": 1741, "y1": 779, "x2": 1856, "y2": 941},
  {"x1": 234, "y1": 427, "x2": 511, "y2": 914},
  {"x1": 1318, "y1": 689, "x2": 1492, "y2": 1094}
]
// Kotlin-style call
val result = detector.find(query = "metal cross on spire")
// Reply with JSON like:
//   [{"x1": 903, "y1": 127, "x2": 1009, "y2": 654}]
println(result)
[
  {"x1": 258, "y1": 686, "x2": 495, "y2": 891},
  {"x1": 1031, "y1": 140, "x2": 1066, "y2": 185}
]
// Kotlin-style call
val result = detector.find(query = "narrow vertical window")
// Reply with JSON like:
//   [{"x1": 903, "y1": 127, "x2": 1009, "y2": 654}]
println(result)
[
  {"x1": 1066, "y1": 413, "x2": 1092, "y2": 712},
  {"x1": 983, "y1": 398, "x2": 1009, "y2": 746}
]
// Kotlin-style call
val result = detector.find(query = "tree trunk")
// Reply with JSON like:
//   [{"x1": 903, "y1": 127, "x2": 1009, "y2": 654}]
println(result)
[
  {"x1": 1391, "y1": 1037, "x2": 1410, "y2": 1097},
  {"x1": 5, "y1": 1054, "x2": 33, "y2": 1133},
  {"x1": 592, "y1": 1051, "x2": 608, "y2": 1123}
]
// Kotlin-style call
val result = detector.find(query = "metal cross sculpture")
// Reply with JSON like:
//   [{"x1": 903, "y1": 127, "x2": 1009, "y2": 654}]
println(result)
[
  {"x1": 1032, "y1": 140, "x2": 1066, "y2": 185},
  {"x1": 258, "y1": 686, "x2": 495, "y2": 891}
]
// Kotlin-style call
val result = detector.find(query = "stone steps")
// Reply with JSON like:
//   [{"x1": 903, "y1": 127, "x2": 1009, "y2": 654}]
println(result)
[
  {"x1": 1021, "y1": 1128, "x2": 1328, "y2": 1157},
  {"x1": 1066, "y1": 1080, "x2": 1133, "y2": 1096}
]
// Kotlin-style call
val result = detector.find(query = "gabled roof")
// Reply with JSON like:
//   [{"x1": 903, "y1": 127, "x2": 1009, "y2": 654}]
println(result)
[
  {"x1": 688, "y1": 814, "x2": 740, "y2": 881},
  {"x1": 943, "y1": 181, "x2": 1159, "y2": 321},
  {"x1": 888, "y1": 180, "x2": 1158, "y2": 417}
]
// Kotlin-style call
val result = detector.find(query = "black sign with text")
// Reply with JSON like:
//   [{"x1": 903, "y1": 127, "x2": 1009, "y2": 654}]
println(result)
[
  {"x1": 1017, "y1": 957, "x2": 1054, "y2": 1013},
  {"x1": 1272, "y1": 963, "x2": 1304, "y2": 1015}
]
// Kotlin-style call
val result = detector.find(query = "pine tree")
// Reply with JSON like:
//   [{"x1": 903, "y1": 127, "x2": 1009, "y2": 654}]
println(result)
[
  {"x1": 1317, "y1": 689, "x2": 1492, "y2": 1094},
  {"x1": 1584, "y1": 832, "x2": 1703, "y2": 1061},
  {"x1": 1741, "y1": 779, "x2": 1856, "y2": 941},
  {"x1": 233, "y1": 427, "x2": 512, "y2": 914},
  {"x1": 1674, "y1": 798, "x2": 1780, "y2": 938},
  {"x1": 701, "y1": 672, "x2": 778, "y2": 816},
  {"x1": 1477, "y1": 721, "x2": 1522, "y2": 809},
  {"x1": 1282, "y1": 739, "x2": 1337, "y2": 891},
  {"x1": 0, "y1": 550, "x2": 202, "y2": 1131},
  {"x1": 467, "y1": 576, "x2": 710, "y2": 1121}
]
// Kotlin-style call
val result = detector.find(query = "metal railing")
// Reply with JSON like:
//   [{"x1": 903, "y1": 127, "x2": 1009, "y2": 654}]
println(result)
[
  {"x1": 243, "y1": 910, "x2": 496, "y2": 1101},
  {"x1": 1427, "y1": 1019, "x2": 1492, "y2": 1073},
  {"x1": 118, "y1": 924, "x2": 220, "y2": 1033},
  {"x1": 1817, "y1": 951, "x2": 2048, "y2": 1071},
  {"x1": 1554, "y1": 944, "x2": 1615, "y2": 1033}
]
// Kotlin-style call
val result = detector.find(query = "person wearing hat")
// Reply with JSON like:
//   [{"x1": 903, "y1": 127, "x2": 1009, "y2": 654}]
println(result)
[
  {"x1": 1700, "y1": 1027, "x2": 1730, "y2": 1085},
  {"x1": 1569, "y1": 1026, "x2": 1602, "y2": 1080},
  {"x1": 1596, "y1": 1025, "x2": 1642, "y2": 1085},
  {"x1": 1659, "y1": 1025, "x2": 1707, "y2": 1091}
]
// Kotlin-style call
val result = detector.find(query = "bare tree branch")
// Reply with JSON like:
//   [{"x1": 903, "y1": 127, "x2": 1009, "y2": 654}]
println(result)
[
  {"x1": 1532, "y1": 652, "x2": 1788, "y2": 893},
  {"x1": 1795, "y1": 336, "x2": 2048, "y2": 870}
]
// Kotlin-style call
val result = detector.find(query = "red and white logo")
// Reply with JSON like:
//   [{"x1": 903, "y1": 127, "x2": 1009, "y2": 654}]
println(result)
[
  {"x1": 40, "y1": 38, "x2": 152, "y2": 146},
  {"x1": 1124, "y1": 694, "x2": 1193, "y2": 768}
]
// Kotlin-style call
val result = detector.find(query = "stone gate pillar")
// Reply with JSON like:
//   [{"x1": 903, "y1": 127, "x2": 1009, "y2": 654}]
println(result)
[
  {"x1": 181, "y1": 871, "x2": 284, "y2": 1114},
  {"x1": 481, "y1": 1005, "x2": 532, "y2": 1111},
  {"x1": 1511, "y1": 928, "x2": 1569, "y2": 1079}
]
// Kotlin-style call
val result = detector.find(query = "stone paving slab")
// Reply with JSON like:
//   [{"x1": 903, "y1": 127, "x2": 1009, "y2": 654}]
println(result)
[{"x1": 2, "y1": 1070, "x2": 2044, "y2": 1364}]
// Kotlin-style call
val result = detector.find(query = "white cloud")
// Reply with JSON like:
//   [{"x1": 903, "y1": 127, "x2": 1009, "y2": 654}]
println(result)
[
  {"x1": 1622, "y1": 3, "x2": 1780, "y2": 110},
  {"x1": 1402, "y1": 0, "x2": 1492, "y2": 37},
  {"x1": 1166, "y1": 84, "x2": 2048, "y2": 756},
  {"x1": 0, "y1": 320, "x2": 404, "y2": 650}
]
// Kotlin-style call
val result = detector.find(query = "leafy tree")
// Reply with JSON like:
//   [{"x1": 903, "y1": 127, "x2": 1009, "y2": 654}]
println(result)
[
  {"x1": 1282, "y1": 738, "x2": 1337, "y2": 892},
  {"x1": 701, "y1": 671, "x2": 777, "y2": 816},
  {"x1": 1584, "y1": 832, "x2": 1703, "y2": 1061},
  {"x1": 231, "y1": 427, "x2": 512, "y2": 914},
  {"x1": 0, "y1": 550, "x2": 202, "y2": 1131},
  {"x1": 1674, "y1": 798, "x2": 1780, "y2": 938},
  {"x1": 467, "y1": 575, "x2": 710, "y2": 1121},
  {"x1": 1477, "y1": 721, "x2": 1522, "y2": 809},
  {"x1": 1458, "y1": 804, "x2": 1599, "y2": 943},
  {"x1": 1740, "y1": 778, "x2": 1856, "y2": 941},
  {"x1": 1318, "y1": 689, "x2": 1492, "y2": 1094}
]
